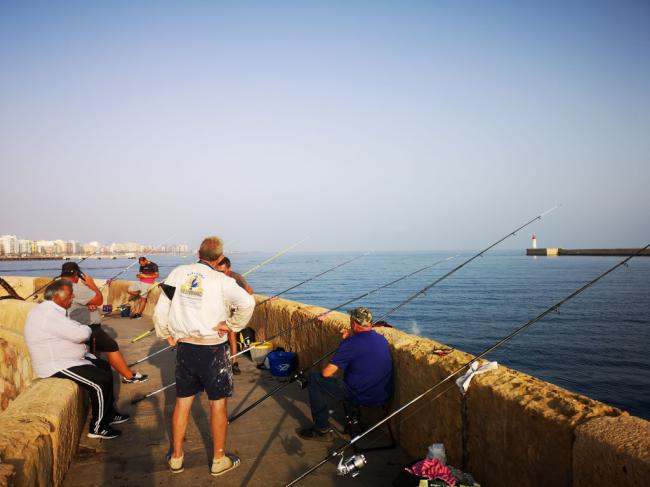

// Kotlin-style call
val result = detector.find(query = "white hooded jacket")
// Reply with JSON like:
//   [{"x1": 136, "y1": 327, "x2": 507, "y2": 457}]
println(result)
[{"x1": 153, "y1": 261, "x2": 255, "y2": 344}]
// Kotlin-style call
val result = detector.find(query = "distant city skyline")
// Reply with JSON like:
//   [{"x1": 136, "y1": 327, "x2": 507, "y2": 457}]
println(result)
[
  {"x1": 0, "y1": 233, "x2": 189, "y2": 256},
  {"x1": 1, "y1": 2, "x2": 648, "y2": 251}
]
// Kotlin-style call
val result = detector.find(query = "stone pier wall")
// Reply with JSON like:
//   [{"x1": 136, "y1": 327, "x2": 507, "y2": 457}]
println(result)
[
  {"x1": 0, "y1": 280, "x2": 88, "y2": 487},
  {"x1": 1, "y1": 276, "x2": 649, "y2": 486},
  {"x1": 0, "y1": 276, "x2": 154, "y2": 487},
  {"x1": 247, "y1": 294, "x2": 650, "y2": 487}
]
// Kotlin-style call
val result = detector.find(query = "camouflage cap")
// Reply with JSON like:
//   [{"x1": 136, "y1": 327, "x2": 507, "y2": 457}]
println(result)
[{"x1": 349, "y1": 307, "x2": 373, "y2": 325}]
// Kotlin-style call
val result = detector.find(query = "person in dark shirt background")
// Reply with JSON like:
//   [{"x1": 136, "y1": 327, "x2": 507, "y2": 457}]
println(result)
[
  {"x1": 127, "y1": 256, "x2": 159, "y2": 319},
  {"x1": 216, "y1": 256, "x2": 253, "y2": 375}
]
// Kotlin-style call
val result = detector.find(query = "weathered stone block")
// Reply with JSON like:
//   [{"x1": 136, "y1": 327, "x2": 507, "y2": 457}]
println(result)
[
  {"x1": 464, "y1": 366, "x2": 620, "y2": 487},
  {"x1": 574, "y1": 415, "x2": 650, "y2": 487},
  {"x1": 0, "y1": 415, "x2": 54, "y2": 487},
  {"x1": 2, "y1": 379, "x2": 86, "y2": 486},
  {"x1": 0, "y1": 462, "x2": 16, "y2": 487},
  {"x1": 0, "y1": 301, "x2": 37, "y2": 411}
]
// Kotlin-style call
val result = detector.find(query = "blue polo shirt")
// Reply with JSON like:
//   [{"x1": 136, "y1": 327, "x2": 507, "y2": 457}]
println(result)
[{"x1": 331, "y1": 330, "x2": 393, "y2": 406}]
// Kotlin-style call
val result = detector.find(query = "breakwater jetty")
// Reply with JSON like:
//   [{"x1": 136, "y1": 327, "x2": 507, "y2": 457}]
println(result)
[
  {"x1": 1, "y1": 275, "x2": 649, "y2": 486},
  {"x1": 527, "y1": 248, "x2": 650, "y2": 257}
]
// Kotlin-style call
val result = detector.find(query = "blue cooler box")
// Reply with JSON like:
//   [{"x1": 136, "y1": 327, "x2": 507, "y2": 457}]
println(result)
[{"x1": 267, "y1": 351, "x2": 296, "y2": 378}]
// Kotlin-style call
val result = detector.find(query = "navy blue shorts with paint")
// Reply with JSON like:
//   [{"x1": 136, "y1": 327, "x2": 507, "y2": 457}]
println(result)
[{"x1": 175, "y1": 342, "x2": 233, "y2": 400}]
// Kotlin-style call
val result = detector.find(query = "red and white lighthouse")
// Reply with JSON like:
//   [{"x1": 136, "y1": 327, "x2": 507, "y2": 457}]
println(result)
[{"x1": 532, "y1": 233, "x2": 537, "y2": 249}]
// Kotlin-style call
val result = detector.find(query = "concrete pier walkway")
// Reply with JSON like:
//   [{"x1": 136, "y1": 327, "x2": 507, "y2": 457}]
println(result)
[{"x1": 63, "y1": 315, "x2": 410, "y2": 487}]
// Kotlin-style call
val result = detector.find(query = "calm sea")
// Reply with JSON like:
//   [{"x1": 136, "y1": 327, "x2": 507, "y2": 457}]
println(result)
[{"x1": 2, "y1": 251, "x2": 649, "y2": 420}]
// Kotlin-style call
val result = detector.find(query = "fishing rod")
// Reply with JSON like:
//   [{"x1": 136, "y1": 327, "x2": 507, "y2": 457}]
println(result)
[
  {"x1": 285, "y1": 243, "x2": 650, "y2": 486},
  {"x1": 21, "y1": 235, "x2": 177, "y2": 301},
  {"x1": 94, "y1": 236, "x2": 177, "y2": 300},
  {"x1": 135, "y1": 205, "x2": 558, "y2": 404},
  {"x1": 22, "y1": 246, "x2": 107, "y2": 301},
  {"x1": 242, "y1": 238, "x2": 307, "y2": 277},
  {"x1": 237, "y1": 206, "x2": 557, "y2": 364},
  {"x1": 133, "y1": 255, "x2": 456, "y2": 404},
  {"x1": 128, "y1": 238, "x2": 308, "y2": 344},
  {"x1": 228, "y1": 347, "x2": 334, "y2": 423},
  {"x1": 228, "y1": 206, "x2": 560, "y2": 423},
  {"x1": 256, "y1": 253, "x2": 367, "y2": 307},
  {"x1": 127, "y1": 253, "x2": 365, "y2": 358},
  {"x1": 0, "y1": 263, "x2": 181, "y2": 274},
  {"x1": 375, "y1": 205, "x2": 559, "y2": 322}
]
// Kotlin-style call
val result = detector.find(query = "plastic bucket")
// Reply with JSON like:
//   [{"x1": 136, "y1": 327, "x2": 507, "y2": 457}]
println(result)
[
  {"x1": 250, "y1": 342, "x2": 272, "y2": 365},
  {"x1": 267, "y1": 351, "x2": 296, "y2": 378},
  {"x1": 102, "y1": 304, "x2": 113, "y2": 314}
]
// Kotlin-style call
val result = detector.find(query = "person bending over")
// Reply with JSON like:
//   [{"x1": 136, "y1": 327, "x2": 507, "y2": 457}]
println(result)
[
  {"x1": 154, "y1": 236, "x2": 255, "y2": 476},
  {"x1": 60, "y1": 262, "x2": 148, "y2": 384},
  {"x1": 24, "y1": 280, "x2": 128, "y2": 439},
  {"x1": 298, "y1": 307, "x2": 393, "y2": 441},
  {"x1": 216, "y1": 256, "x2": 254, "y2": 375},
  {"x1": 127, "y1": 256, "x2": 159, "y2": 319}
]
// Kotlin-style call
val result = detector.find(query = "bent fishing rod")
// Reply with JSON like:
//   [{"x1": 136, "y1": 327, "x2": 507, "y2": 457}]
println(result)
[
  {"x1": 128, "y1": 252, "x2": 365, "y2": 356},
  {"x1": 132, "y1": 255, "x2": 456, "y2": 404},
  {"x1": 286, "y1": 242, "x2": 650, "y2": 486},
  {"x1": 128, "y1": 237, "x2": 309, "y2": 345},
  {"x1": 228, "y1": 206, "x2": 559, "y2": 423}
]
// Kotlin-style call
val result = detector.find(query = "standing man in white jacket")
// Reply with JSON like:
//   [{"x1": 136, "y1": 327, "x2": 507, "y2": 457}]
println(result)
[{"x1": 153, "y1": 236, "x2": 255, "y2": 477}]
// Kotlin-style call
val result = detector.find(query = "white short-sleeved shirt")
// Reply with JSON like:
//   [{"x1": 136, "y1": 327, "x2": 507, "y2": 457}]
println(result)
[{"x1": 24, "y1": 301, "x2": 92, "y2": 377}]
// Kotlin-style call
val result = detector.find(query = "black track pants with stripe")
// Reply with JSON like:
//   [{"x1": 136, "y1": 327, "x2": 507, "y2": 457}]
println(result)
[{"x1": 53, "y1": 358, "x2": 116, "y2": 433}]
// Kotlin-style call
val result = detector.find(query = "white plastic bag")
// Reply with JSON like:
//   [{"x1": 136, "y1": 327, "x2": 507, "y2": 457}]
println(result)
[{"x1": 426, "y1": 443, "x2": 446, "y2": 465}]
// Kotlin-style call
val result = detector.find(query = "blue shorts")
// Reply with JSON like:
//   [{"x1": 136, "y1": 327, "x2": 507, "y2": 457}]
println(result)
[{"x1": 175, "y1": 342, "x2": 233, "y2": 400}]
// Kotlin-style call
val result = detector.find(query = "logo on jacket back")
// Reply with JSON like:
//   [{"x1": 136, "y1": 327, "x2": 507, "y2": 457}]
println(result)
[{"x1": 180, "y1": 273, "x2": 204, "y2": 300}]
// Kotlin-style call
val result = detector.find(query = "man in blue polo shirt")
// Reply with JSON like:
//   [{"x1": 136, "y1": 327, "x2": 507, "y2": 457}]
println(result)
[{"x1": 298, "y1": 307, "x2": 393, "y2": 440}]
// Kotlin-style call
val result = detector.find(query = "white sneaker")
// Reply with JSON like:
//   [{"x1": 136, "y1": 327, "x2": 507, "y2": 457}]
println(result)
[
  {"x1": 211, "y1": 454, "x2": 240, "y2": 476},
  {"x1": 122, "y1": 372, "x2": 149, "y2": 384},
  {"x1": 166, "y1": 454, "x2": 184, "y2": 474}
]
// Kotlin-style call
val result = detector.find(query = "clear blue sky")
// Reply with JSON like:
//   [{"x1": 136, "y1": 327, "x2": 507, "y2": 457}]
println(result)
[{"x1": 1, "y1": 1, "x2": 648, "y2": 251}]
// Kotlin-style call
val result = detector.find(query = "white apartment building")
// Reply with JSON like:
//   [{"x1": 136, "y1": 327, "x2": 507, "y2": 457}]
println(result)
[
  {"x1": 17, "y1": 239, "x2": 35, "y2": 255},
  {"x1": 0, "y1": 235, "x2": 18, "y2": 255}
]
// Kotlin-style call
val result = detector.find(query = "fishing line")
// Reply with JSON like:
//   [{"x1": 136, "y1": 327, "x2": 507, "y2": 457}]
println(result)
[
  {"x1": 135, "y1": 206, "x2": 558, "y2": 404},
  {"x1": 22, "y1": 246, "x2": 106, "y2": 301},
  {"x1": 127, "y1": 238, "x2": 308, "y2": 345},
  {"x1": 285, "y1": 243, "x2": 649, "y2": 486},
  {"x1": 0, "y1": 263, "x2": 182, "y2": 274},
  {"x1": 228, "y1": 206, "x2": 560, "y2": 422},
  {"x1": 242, "y1": 239, "x2": 307, "y2": 277},
  {"x1": 127, "y1": 252, "x2": 365, "y2": 357},
  {"x1": 20, "y1": 235, "x2": 177, "y2": 301},
  {"x1": 133, "y1": 255, "x2": 456, "y2": 404},
  {"x1": 256, "y1": 253, "x2": 368, "y2": 307}
]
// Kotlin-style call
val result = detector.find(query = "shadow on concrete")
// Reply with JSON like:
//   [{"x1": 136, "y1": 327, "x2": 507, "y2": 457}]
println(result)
[{"x1": 63, "y1": 316, "x2": 411, "y2": 486}]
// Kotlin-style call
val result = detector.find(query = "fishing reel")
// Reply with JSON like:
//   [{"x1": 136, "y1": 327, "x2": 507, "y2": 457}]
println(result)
[
  {"x1": 294, "y1": 371, "x2": 308, "y2": 389},
  {"x1": 336, "y1": 453, "x2": 366, "y2": 478}
]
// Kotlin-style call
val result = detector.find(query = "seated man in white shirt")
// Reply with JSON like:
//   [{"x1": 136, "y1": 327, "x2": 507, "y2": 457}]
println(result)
[{"x1": 24, "y1": 280, "x2": 128, "y2": 440}]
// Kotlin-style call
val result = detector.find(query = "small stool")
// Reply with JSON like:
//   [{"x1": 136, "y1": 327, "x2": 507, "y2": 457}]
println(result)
[{"x1": 343, "y1": 402, "x2": 396, "y2": 452}]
